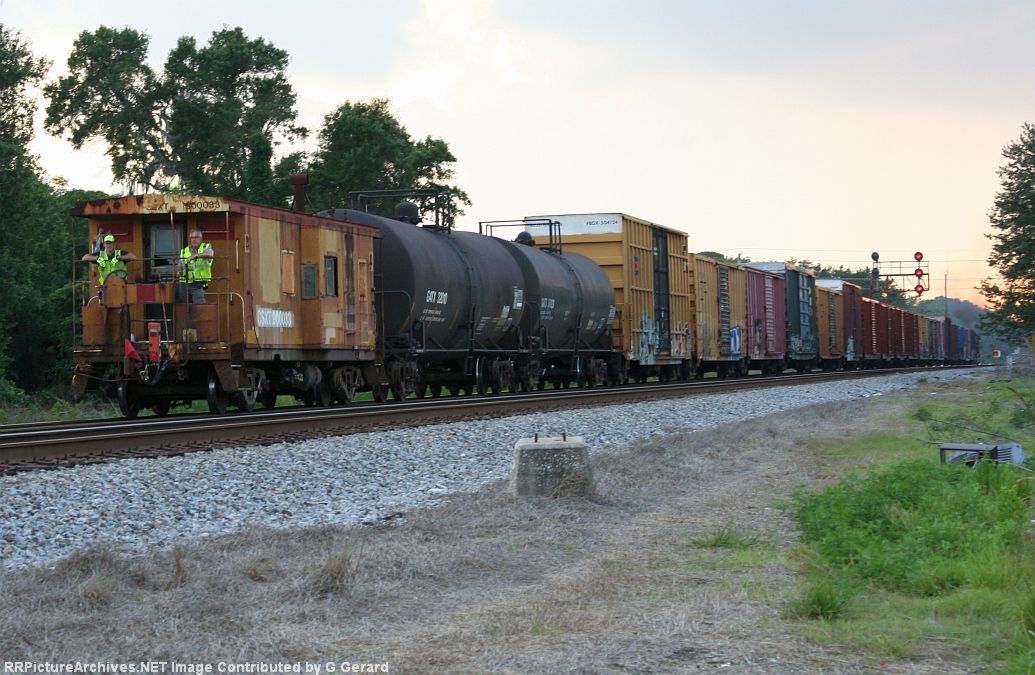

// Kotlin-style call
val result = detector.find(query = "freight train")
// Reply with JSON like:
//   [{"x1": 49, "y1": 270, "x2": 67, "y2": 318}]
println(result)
[{"x1": 69, "y1": 190, "x2": 979, "y2": 417}]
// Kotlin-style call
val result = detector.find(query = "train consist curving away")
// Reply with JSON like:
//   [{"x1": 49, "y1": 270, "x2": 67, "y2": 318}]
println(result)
[{"x1": 69, "y1": 188, "x2": 979, "y2": 417}]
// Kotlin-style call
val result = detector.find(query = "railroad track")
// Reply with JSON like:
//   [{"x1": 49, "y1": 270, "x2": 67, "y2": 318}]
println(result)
[{"x1": 0, "y1": 367, "x2": 979, "y2": 472}]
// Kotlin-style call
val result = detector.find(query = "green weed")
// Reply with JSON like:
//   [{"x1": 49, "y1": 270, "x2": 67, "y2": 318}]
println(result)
[
  {"x1": 692, "y1": 521, "x2": 761, "y2": 550},
  {"x1": 792, "y1": 459, "x2": 1029, "y2": 596},
  {"x1": 789, "y1": 574, "x2": 855, "y2": 619}
]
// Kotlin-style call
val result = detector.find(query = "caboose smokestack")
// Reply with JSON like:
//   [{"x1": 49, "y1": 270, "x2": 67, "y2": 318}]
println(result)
[{"x1": 290, "y1": 174, "x2": 309, "y2": 211}]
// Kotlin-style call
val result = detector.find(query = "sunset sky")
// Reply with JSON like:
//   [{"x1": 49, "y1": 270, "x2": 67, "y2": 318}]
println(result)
[{"x1": 6, "y1": 0, "x2": 1034, "y2": 304}]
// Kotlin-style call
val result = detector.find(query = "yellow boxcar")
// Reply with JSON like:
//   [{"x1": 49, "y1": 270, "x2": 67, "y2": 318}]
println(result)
[
  {"x1": 524, "y1": 213, "x2": 693, "y2": 377},
  {"x1": 815, "y1": 284, "x2": 845, "y2": 367},
  {"x1": 691, "y1": 254, "x2": 747, "y2": 374}
]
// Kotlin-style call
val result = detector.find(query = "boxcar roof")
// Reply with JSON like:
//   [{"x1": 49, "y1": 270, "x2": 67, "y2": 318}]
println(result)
[{"x1": 523, "y1": 212, "x2": 687, "y2": 237}]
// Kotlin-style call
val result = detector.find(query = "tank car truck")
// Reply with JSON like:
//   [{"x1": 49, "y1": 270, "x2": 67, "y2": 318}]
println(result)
[{"x1": 71, "y1": 193, "x2": 380, "y2": 416}]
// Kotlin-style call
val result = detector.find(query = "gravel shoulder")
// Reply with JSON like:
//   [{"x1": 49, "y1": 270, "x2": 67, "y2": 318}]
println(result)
[{"x1": 0, "y1": 371, "x2": 985, "y2": 672}]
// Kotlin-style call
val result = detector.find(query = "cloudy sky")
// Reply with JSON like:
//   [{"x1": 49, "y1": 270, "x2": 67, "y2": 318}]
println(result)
[{"x1": 6, "y1": 0, "x2": 1034, "y2": 303}]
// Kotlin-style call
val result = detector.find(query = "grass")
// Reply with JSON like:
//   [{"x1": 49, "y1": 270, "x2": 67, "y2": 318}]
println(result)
[
  {"x1": 692, "y1": 521, "x2": 763, "y2": 550},
  {"x1": 0, "y1": 368, "x2": 1014, "y2": 671},
  {"x1": 785, "y1": 375, "x2": 1035, "y2": 671}
]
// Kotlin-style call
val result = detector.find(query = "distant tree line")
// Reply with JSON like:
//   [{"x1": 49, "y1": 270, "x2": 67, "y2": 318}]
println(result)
[{"x1": 0, "y1": 23, "x2": 468, "y2": 401}]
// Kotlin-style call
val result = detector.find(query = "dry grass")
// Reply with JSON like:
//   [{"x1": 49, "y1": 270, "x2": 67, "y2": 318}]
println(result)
[{"x1": 0, "y1": 380, "x2": 980, "y2": 672}]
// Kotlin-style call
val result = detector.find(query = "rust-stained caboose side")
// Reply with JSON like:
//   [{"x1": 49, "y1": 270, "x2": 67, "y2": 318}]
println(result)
[{"x1": 72, "y1": 194, "x2": 380, "y2": 416}]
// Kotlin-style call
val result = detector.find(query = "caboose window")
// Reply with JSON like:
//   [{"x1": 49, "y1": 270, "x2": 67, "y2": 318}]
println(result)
[
  {"x1": 301, "y1": 264, "x2": 318, "y2": 299},
  {"x1": 324, "y1": 256, "x2": 338, "y2": 297},
  {"x1": 145, "y1": 220, "x2": 184, "y2": 282}
]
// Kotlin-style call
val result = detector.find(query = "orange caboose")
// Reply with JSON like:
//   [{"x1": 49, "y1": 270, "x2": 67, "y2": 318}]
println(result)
[{"x1": 71, "y1": 194, "x2": 380, "y2": 416}]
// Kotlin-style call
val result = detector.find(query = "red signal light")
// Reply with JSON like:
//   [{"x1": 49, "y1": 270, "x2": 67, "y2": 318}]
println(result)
[
  {"x1": 914, "y1": 267, "x2": 924, "y2": 278},
  {"x1": 914, "y1": 251, "x2": 923, "y2": 262},
  {"x1": 914, "y1": 283, "x2": 924, "y2": 295}
]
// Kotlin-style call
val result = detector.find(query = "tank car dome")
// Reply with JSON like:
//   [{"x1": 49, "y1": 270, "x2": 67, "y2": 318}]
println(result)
[
  {"x1": 394, "y1": 200, "x2": 420, "y2": 224},
  {"x1": 514, "y1": 231, "x2": 535, "y2": 246}
]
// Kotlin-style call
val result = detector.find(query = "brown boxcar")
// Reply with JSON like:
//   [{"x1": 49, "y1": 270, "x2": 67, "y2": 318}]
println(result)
[
  {"x1": 745, "y1": 265, "x2": 786, "y2": 373},
  {"x1": 691, "y1": 255, "x2": 748, "y2": 375},
  {"x1": 72, "y1": 194, "x2": 380, "y2": 415},
  {"x1": 903, "y1": 311, "x2": 918, "y2": 362},
  {"x1": 524, "y1": 213, "x2": 693, "y2": 380},
  {"x1": 815, "y1": 284, "x2": 845, "y2": 369},
  {"x1": 917, "y1": 314, "x2": 930, "y2": 362},
  {"x1": 887, "y1": 305, "x2": 903, "y2": 360},
  {"x1": 875, "y1": 301, "x2": 890, "y2": 360}
]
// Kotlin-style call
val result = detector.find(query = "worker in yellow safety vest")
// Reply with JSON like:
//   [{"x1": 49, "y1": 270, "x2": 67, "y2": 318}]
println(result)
[
  {"x1": 177, "y1": 229, "x2": 214, "y2": 303},
  {"x1": 81, "y1": 233, "x2": 137, "y2": 303}
]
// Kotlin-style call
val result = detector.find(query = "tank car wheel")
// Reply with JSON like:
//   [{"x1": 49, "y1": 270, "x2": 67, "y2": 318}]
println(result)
[
  {"x1": 429, "y1": 384, "x2": 443, "y2": 398},
  {"x1": 207, "y1": 371, "x2": 229, "y2": 415},
  {"x1": 261, "y1": 390, "x2": 277, "y2": 409},
  {"x1": 152, "y1": 400, "x2": 171, "y2": 417},
  {"x1": 330, "y1": 367, "x2": 358, "y2": 404},
  {"x1": 371, "y1": 384, "x2": 388, "y2": 403},
  {"x1": 310, "y1": 376, "x2": 333, "y2": 407},
  {"x1": 234, "y1": 391, "x2": 256, "y2": 413},
  {"x1": 474, "y1": 357, "x2": 489, "y2": 396},
  {"x1": 116, "y1": 380, "x2": 141, "y2": 418}
]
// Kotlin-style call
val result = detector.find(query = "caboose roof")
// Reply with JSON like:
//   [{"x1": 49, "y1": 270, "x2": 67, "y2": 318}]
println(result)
[{"x1": 70, "y1": 194, "x2": 381, "y2": 236}]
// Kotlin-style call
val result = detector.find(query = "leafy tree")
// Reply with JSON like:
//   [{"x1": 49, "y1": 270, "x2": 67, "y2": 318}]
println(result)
[
  {"x1": 696, "y1": 251, "x2": 753, "y2": 263},
  {"x1": 44, "y1": 25, "x2": 304, "y2": 203},
  {"x1": 0, "y1": 25, "x2": 50, "y2": 399},
  {"x1": 981, "y1": 123, "x2": 1035, "y2": 343},
  {"x1": 306, "y1": 98, "x2": 469, "y2": 222}
]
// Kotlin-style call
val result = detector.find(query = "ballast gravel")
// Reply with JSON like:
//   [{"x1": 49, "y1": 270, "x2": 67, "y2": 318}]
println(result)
[{"x1": 0, "y1": 370, "x2": 978, "y2": 570}]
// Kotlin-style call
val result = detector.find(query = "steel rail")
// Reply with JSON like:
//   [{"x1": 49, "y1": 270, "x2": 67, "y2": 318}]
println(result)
[{"x1": 0, "y1": 366, "x2": 980, "y2": 472}]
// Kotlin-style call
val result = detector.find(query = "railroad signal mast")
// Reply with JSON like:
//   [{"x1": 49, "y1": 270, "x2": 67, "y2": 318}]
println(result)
[{"x1": 870, "y1": 251, "x2": 929, "y2": 297}]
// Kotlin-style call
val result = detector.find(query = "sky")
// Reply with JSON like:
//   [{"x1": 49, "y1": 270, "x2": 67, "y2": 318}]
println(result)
[{"x1": 5, "y1": 0, "x2": 1034, "y2": 305}]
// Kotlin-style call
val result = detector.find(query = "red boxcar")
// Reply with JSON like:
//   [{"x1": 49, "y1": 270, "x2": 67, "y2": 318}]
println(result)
[{"x1": 745, "y1": 266, "x2": 786, "y2": 373}]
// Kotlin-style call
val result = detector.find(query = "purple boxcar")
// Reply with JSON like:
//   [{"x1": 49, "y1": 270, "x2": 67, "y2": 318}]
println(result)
[{"x1": 745, "y1": 266, "x2": 786, "y2": 374}]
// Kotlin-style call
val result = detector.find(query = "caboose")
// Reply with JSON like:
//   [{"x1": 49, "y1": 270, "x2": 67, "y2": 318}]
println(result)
[{"x1": 71, "y1": 193, "x2": 380, "y2": 416}]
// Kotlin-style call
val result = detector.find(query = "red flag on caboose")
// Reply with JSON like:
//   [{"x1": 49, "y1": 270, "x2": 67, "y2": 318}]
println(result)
[{"x1": 124, "y1": 339, "x2": 142, "y2": 362}]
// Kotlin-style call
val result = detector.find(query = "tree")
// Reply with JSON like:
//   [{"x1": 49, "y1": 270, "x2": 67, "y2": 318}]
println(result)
[
  {"x1": 306, "y1": 98, "x2": 469, "y2": 222},
  {"x1": 981, "y1": 123, "x2": 1035, "y2": 343},
  {"x1": 44, "y1": 26, "x2": 304, "y2": 203},
  {"x1": 0, "y1": 25, "x2": 50, "y2": 400}
]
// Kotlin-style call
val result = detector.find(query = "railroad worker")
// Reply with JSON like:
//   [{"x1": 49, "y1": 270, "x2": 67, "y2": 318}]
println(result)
[
  {"x1": 177, "y1": 229, "x2": 214, "y2": 303},
  {"x1": 81, "y1": 234, "x2": 137, "y2": 303}
]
